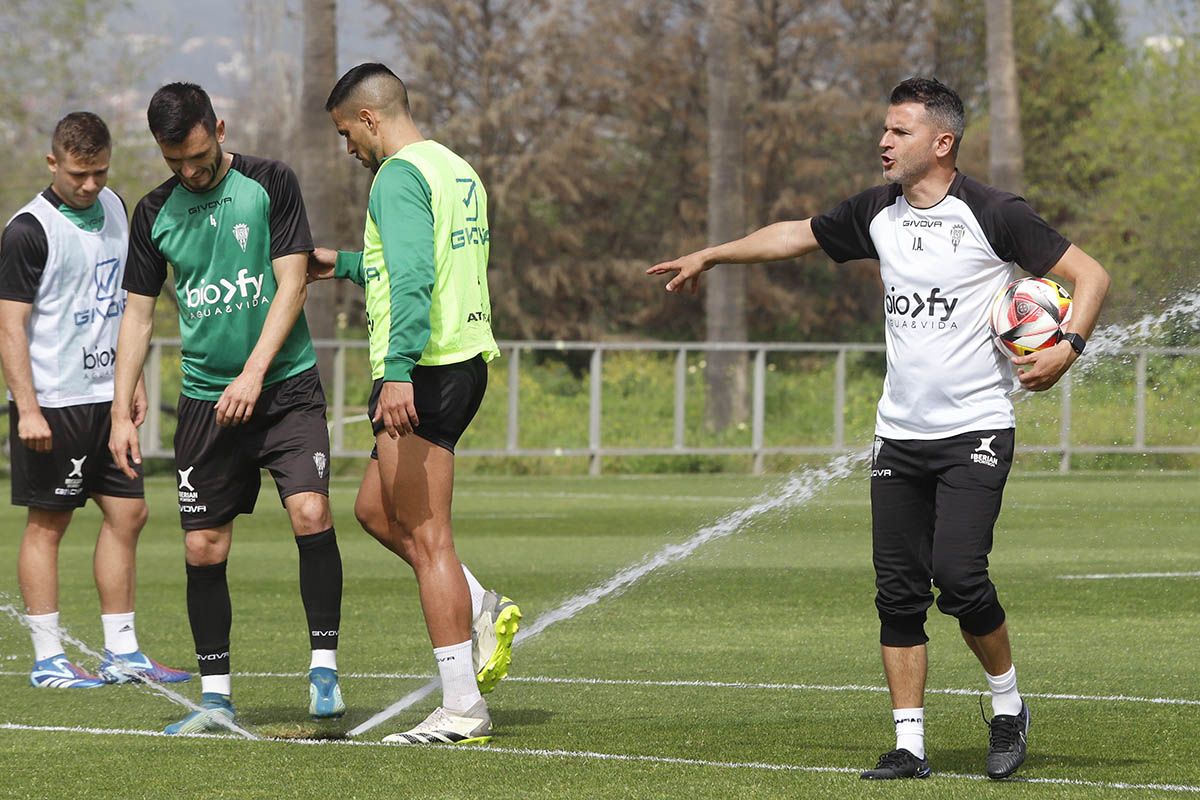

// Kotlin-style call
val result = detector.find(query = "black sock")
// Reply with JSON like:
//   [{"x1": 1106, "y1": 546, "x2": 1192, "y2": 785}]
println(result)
[
  {"x1": 296, "y1": 528, "x2": 342, "y2": 652},
  {"x1": 186, "y1": 560, "x2": 232, "y2": 676}
]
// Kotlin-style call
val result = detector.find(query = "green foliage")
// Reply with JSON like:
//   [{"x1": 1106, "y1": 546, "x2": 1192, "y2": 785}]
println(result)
[{"x1": 1063, "y1": 43, "x2": 1200, "y2": 312}]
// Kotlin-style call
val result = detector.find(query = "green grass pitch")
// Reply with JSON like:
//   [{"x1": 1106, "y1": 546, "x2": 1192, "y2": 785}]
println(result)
[{"x1": 0, "y1": 470, "x2": 1197, "y2": 798}]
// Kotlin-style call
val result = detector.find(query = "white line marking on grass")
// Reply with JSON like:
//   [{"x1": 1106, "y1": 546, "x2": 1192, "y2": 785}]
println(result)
[
  {"x1": 1058, "y1": 571, "x2": 1200, "y2": 580},
  {"x1": 3, "y1": 723, "x2": 1200, "y2": 794},
  {"x1": 464, "y1": 490, "x2": 759, "y2": 504},
  {"x1": 11, "y1": 670, "x2": 1187, "y2": 708},
  {"x1": 347, "y1": 451, "x2": 869, "y2": 737}
]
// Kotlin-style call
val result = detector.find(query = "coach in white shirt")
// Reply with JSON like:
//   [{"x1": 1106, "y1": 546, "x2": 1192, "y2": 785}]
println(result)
[{"x1": 647, "y1": 77, "x2": 1110, "y2": 782}]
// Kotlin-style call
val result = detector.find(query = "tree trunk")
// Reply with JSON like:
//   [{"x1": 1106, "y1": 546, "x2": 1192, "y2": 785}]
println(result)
[
  {"x1": 986, "y1": 0, "x2": 1025, "y2": 194},
  {"x1": 705, "y1": 0, "x2": 748, "y2": 432},
  {"x1": 297, "y1": 0, "x2": 342, "y2": 387}
]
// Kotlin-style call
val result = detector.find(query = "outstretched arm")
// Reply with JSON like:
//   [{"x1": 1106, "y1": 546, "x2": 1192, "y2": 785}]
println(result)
[
  {"x1": 1012, "y1": 244, "x2": 1111, "y2": 391},
  {"x1": 646, "y1": 219, "x2": 821, "y2": 294}
]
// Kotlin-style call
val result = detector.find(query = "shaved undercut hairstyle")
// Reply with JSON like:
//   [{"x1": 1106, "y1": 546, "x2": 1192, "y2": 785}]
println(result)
[
  {"x1": 147, "y1": 82, "x2": 217, "y2": 145},
  {"x1": 324, "y1": 62, "x2": 411, "y2": 116},
  {"x1": 52, "y1": 112, "x2": 111, "y2": 161},
  {"x1": 890, "y1": 77, "x2": 966, "y2": 157}
]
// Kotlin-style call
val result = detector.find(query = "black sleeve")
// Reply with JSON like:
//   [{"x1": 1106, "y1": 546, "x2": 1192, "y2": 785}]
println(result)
[
  {"x1": 810, "y1": 184, "x2": 898, "y2": 263},
  {"x1": 112, "y1": 190, "x2": 129, "y2": 220},
  {"x1": 122, "y1": 193, "x2": 169, "y2": 297},
  {"x1": 241, "y1": 157, "x2": 314, "y2": 260},
  {"x1": 986, "y1": 195, "x2": 1071, "y2": 277},
  {"x1": 0, "y1": 214, "x2": 49, "y2": 303}
]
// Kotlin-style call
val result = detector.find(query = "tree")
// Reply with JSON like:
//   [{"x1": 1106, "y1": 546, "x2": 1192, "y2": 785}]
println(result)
[
  {"x1": 986, "y1": 0, "x2": 1025, "y2": 193},
  {"x1": 704, "y1": 0, "x2": 749, "y2": 430},
  {"x1": 296, "y1": 0, "x2": 343, "y2": 380}
]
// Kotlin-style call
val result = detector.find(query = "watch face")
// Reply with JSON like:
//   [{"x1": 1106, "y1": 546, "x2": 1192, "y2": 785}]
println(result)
[{"x1": 1064, "y1": 333, "x2": 1085, "y2": 354}]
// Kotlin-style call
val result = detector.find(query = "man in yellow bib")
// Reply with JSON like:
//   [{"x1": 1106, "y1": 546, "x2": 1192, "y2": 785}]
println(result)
[{"x1": 309, "y1": 63, "x2": 519, "y2": 744}]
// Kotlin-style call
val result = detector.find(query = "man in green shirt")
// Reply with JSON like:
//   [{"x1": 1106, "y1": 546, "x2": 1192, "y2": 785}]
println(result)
[
  {"x1": 110, "y1": 83, "x2": 345, "y2": 733},
  {"x1": 309, "y1": 63, "x2": 519, "y2": 745}
]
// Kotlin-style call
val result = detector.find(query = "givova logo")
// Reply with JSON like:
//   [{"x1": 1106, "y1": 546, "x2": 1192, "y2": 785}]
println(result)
[
  {"x1": 182, "y1": 269, "x2": 268, "y2": 320},
  {"x1": 452, "y1": 176, "x2": 488, "y2": 250},
  {"x1": 74, "y1": 258, "x2": 126, "y2": 326}
]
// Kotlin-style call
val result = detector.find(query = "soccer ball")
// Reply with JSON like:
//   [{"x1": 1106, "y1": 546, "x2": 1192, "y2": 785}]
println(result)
[{"x1": 989, "y1": 277, "x2": 1073, "y2": 357}]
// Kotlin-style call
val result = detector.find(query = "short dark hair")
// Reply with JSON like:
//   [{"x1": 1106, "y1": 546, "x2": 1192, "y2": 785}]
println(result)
[
  {"x1": 147, "y1": 82, "x2": 217, "y2": 145},
  {"x1": 890, "y1": 77, "x2": 966, "y2": 156},
  {"x1": 324, "y1": 62, "x2": 410, "y2": 114},
  {"x1": 52, "y1": 112, "x2": 111, "y2": 161}
]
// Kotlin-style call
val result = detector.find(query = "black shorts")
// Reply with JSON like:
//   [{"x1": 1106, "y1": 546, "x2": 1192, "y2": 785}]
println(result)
[
  {"x1": 870, "y1": 428, "x2": 1015, "y2": 647},
  {"x1": 9, "y1": 401, "x2": 144, "y2": 510},
  {"x1": 173, "y1": 366, "x2": 330, "y2": 531},
  {"x1": 369, "y1": 355, "x2": 488, "y2": 456}
]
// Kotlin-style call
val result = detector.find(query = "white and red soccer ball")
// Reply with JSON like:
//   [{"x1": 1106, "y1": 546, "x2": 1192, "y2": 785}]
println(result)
[{"x1": 989, "y1": 277, "x2": 1073, "y2": 357}]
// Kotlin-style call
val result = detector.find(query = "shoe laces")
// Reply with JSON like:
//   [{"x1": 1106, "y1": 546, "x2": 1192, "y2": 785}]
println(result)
[
  {"x1": 875, "y1": 749, "x2": 916, "y2": 769},
  {"x1": 980, "y1": 695, "x2": 1022, "y2": 751}
]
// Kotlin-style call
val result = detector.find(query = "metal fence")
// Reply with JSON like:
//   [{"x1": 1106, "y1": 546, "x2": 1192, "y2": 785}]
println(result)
[{"x1": 129, "y1": 339, "x2": 1200, "y2": 475}]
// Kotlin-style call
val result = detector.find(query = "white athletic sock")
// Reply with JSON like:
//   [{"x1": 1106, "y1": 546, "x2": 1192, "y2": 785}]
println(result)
[
  {"x1": 893, "y1": 707, "x2": 925, "y2": 759},
  {"x1": 201, "y1": 674, "x2": 232, "y2": 697},
  {"x1": 987, "y1": 665, "x2": 1023, "y2": 717},
  {"x1": 26, "y1": 612, "x2": 63, "y2": 662},
  {"x1": 101, "y1": 612, "x2": 139, "y2": 655},
  {"x1": 462, "y1": 564, "x2": 485, "y2": 619},
  {"x1": 310, "y1": 649, "x2": 338, "y2": 671},
  {"x1": 434, "y1": 639, "x2": 482, "y2": 712}
]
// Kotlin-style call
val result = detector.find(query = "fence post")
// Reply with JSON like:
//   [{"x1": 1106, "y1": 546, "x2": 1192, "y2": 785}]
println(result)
[
  {"x1": 507, "y1": 346, "x2": 521, "y2": 452},
  {"x1": 1059, "y1": 372, "x2": 1073, "y2": 473},
  {"x1": 752, "y1": 349, "x2": 766, "y2": 475},
  {"x1": 332, "y1": 343, "x2": 346, "y2": 454},
  {"x1": 1134, "y1": 350, "x2": 1147, "y2": 449},
  {"x1": 589, "y1": 348, "x2": 602, "y2": 476},
  {"x1": 674, "y1": 348, "x2": 687, "y2": 450},
  {"x1": 833, "y1": 348, "x2": 847, "y2": 450}
]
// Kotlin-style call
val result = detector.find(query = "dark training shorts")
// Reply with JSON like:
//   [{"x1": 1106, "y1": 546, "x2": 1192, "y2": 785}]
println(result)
[
  {"x1": 173, "y1": 366, "x2": 330, "y2": 530},
  {"x1": 869, "y1": 428, "x2": 1015, "y2": 647},
  {"x1": 369, "y1": 354, "x2": 488, "y2": 457},
  {"x1": 9, "y1": 401, "x2": 144, "y2": 510}
]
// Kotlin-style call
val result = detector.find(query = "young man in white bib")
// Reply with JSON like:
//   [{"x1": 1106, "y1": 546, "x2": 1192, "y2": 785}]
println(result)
[{"x1": 0, "y1": 113, "x2": 189, "y2": 688}]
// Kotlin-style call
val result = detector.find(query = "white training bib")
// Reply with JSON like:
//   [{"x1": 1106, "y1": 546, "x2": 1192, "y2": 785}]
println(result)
[{"x1": 7, "y1": 187, "x2": 129, "y2": 407}]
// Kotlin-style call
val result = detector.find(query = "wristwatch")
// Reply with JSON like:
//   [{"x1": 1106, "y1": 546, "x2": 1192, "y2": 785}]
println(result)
[{"x1": 1061, "y1": 332, "x2": 1086, "y2": 355}]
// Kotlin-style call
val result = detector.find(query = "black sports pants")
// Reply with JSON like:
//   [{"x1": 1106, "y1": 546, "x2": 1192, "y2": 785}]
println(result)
[{"x1": 870, "y1": 428, "x2": 1015, "y2": 647}]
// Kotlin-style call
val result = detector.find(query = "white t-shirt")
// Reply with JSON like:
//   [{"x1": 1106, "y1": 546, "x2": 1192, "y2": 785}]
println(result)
[
  {"x1": 811, "y1": 172, "x2": 1071, "y2": 440},
  {"x1": 0, "y1": 187, "x2": 129, "y2": 407}
]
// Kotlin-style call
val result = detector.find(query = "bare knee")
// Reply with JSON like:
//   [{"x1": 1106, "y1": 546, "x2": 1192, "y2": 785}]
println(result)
[
  {"x1": 354, "y1": 492, "x2": 388, "y2": 539},
  {"x1": 287, "y1": 492, "x2": 333, "y2": 535},
  {"x1": 184, "y1": 529, "x2": 230, "y2": 566},
  {"x1": 24, "y1": 509, "x2": 72, "y2": 545},
  {"x1": 102, "y1": 500, "x2": 148, "y2": 541},
  {"x1": 404, "y1": 525, "x2": 456, "y2": 571}
]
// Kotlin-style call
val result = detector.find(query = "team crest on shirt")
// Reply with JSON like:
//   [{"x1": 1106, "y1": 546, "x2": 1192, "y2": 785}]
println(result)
[
  {"x1": 313, "y1": 452, "x2": 327, "y2": 479},
  {"x1": 233, "y1": 223, "x2": 250, "y2": 252},
  {"x1": 950, "y1": 223, "x2": 966, "y2": 252}
]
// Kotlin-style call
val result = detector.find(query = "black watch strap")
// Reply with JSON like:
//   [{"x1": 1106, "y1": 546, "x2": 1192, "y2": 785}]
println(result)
[{"x1": 1061, "y1": 332, "x2": 1086, "y2": 355}]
